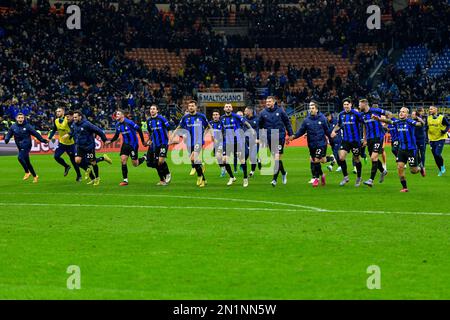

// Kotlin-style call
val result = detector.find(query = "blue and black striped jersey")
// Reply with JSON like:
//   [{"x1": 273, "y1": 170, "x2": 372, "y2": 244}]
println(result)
[
  {"x1": 147, "y1": 115, "x2": 170, "y2": 147},
  {"x1": 220, "y1": 112, "x2": 247, "y2": 145},
  {"x1": 209, "y1": 120, "x2": 223, "y2": 142},
  {"x1": 338, "y1": 109, "x2": 364, "y2": 143},
  {"x1": 115, "y1": 118, "x2": 140, "y2": 148},
  {"x1": 393, "y1": 118, "x2": 418, "y2": 151},
  {"x1": 178, "y1": 112, "x2": 209, "y2": 147},
  {"x1": 361, "y1": 107, "x2": 388, "y2": 140}
]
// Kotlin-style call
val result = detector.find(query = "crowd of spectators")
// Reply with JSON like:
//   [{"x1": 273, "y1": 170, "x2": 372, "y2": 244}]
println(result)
[
  {"x1": 375, "y1": 65, "x2": 450, "y2": 104},
  {"x1": 0, "y1": 0, "x2": 183, "y2": 130},
  {"x1": 0, "y1": 0, "x2": 449, "y2": 131}
]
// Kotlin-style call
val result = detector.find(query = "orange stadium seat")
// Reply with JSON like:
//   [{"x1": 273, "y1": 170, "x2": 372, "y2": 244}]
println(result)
[{"x1": 125, "y1": 46, "x2": 378, "y2": 88}]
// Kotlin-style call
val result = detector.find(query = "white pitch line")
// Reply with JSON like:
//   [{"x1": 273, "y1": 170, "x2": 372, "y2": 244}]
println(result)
[
  {"x1": 1, "y1": 201, "x2": 449, "y2": 217},
  {"x1": 0, "y1": 192, "x2": 324, "y2": 212},
  {"x1": 0, "y1": 202, "x2": 309, "y2": 212},
  {"x1": 329, "y1": 209, "x2": 450, "y2": 217}
]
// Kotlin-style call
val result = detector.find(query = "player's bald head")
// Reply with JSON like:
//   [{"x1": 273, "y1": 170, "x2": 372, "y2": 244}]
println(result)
[{"x1": 399, "y1": 107, "x2": 409, "y2": 119}]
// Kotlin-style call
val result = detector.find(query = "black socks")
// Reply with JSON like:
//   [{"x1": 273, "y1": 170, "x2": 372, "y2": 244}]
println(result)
[
  {"x1": 400, "y1": 177, "x2": 407, "y2": 189},
  {"x1": 355, "y1": 162, "x2": 362, "y2": 178},
  {"x1": 92, "y1": 164, "x2": 99, "y2": 178},
  {"x1": 225, "y1": 164, "x2": 234, "y2": 178},
  {"x1": 122, "y1": 164, "x2": 128, "y2": 180}
]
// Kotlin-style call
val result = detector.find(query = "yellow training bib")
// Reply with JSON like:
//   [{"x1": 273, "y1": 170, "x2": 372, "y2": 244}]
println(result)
[
  {"x1": 427, "y1": 115, "x2": 447, "y2": 141},
  {"x1": 55, "y1": 117, "x2": 74, "y2": 145}
]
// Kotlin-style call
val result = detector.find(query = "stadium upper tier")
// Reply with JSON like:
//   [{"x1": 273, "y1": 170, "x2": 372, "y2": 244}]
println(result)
[
  {"x1": 126, "y1": 45, "x2": 377, "y2": 89},
  {"x1": 396, "y1": 46, "x2": 450, "y2": 77}
]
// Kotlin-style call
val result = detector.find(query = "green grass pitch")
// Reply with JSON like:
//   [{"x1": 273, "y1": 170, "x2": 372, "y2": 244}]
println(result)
[{"x1": 0, "y1": 146, "x2": 449, "y2": 299}]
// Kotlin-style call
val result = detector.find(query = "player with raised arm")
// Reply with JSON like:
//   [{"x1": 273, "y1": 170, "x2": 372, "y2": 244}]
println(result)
[
  {"x1": 372, "y1": 107, "x2": 425, "y2": 192},
  {"x1": 105, "y1": 110, "x2": 146, "y2": 186},
  {"x1": 48, "y1": 108, "x2": 82, "y2": 181},
  {"x1": 171, "y1": 100, "x2": 210, "y2": 188},
  {"x1": 290, "y1": 101, "x2": 332, "y2": 187},
  {"x1": 330, "y1": 98, "x2": 364, "y2": 187},
  {"x1": 68, "y1": 111, "x2": 108, "y2": 186},
  {"x1": 358, "y1": 98, "x2": 391, "y2": 187},
  {"x1": 141, "y1": 105, "x2": 172, "y2": 185},
  {"x1": 258, "y1": 96, "x2": 294, "y2": 187},
  {"x1": 4, "y1": 113, "x2": 48, "y2": 183}
]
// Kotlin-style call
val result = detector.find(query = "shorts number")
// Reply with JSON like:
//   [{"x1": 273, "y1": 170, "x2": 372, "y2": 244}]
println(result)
[
  {"x1": 408, "y1": 157, "x2": 415, "y2": 164},
  {"x1": 86, "y1": 153, "x2": 94, "y2": 159},
  {"x1": 194, "y1": 144, "x2": 200, "y2": 151},
  {"x1": 278, "y1": 145, "x2": 282, "y2": 150},
  {"x1": 352, "y1": 148, "x2": 359, "y2": 153},
  {"x1": 131, "y1": 151, "x2": 136, "y2": 157},
  {"x1": 315, "y1": 149, "x2": 322, "y2": 156},
  {"x1": 374, "y1": 143, "x2": 380, "y2": 149},
  {"x1": 160, "y1": 148, "x2": 166, "y2": 154}
]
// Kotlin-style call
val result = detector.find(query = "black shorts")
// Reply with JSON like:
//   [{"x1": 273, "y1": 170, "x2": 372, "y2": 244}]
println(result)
[
  {"x1": 340, "y1": 141, "x2": 361, "y2": 156},
  {"x1": 75, "y1": 146, "x2": 96, "y2": 161},
  {"x1": 146, "y1": 145, "x2": 168, "y2": 167},
  {"x1": 268, "y1": 140, "x2": 285, "y2": 155},
  {"x1": 120, "y1": 143, "x2": 138, "y2": 160},
  {"x1": 367, "y1": 138, "x2": 383, "y2": 155},
  {"x1": 152, "y1": 144, "x2": 168, "y2": 158},
  {"x1": 397, "y1": 149, "x2": 418, "y2": 167},
  {"x1": 309, "y1": 146, "x2": 327, "y2": 159},
  {"x1": 391, "y1": 141, "x2": 399, "y2": 156}
]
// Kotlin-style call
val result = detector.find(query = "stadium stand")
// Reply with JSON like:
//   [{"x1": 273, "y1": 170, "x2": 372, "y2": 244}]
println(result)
[
  {"x1": 429, "y1": 48, "x2": 450, "y2": 78},
  {"x1": 396, "y1": 46, "x2": 429, "y2": 76}
]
